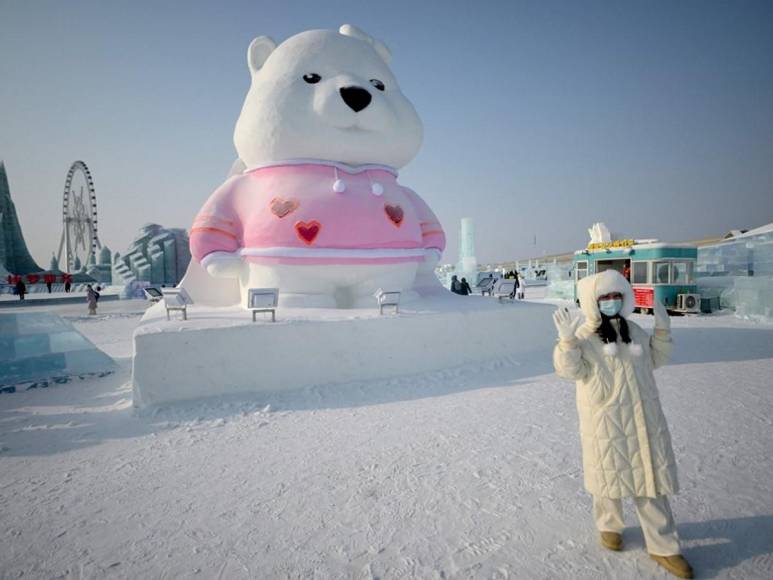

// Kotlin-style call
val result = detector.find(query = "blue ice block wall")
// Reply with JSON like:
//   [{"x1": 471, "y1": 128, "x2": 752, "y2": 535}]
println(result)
[
  {"x1": 0, "y1": 312, "x2": 116, "y2": 387},
  {"x1": 697, "y1": 231, "x2": 773, "y2": 277},
  {"x1": 697, "y1": 230, "x2": 773, "y2": 320}
]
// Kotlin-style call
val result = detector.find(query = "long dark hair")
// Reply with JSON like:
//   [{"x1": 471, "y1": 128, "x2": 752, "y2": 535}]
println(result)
[{"x1": 596, "y1": 313, "x2": 632, "y2": 345}]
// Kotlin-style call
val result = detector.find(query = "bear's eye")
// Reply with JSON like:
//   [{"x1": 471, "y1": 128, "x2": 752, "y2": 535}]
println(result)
[
  {"x1": 303, "y1": 73, "x2": 321, "y2": 84},
  {"x1": 369, "y1": 79, "x2": 385, "y2": 91}
]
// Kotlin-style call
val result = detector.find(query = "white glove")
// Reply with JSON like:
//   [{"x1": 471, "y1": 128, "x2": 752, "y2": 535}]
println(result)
[
  {"x1": 553, "y1": 307, "x2": 581, "y2": 342},
  {"x1": 203, "y1": 253, "x2": 244, "y2": 278},
  {"x1": 653, "y1": 299, "x2": 671, "y2": 332}
]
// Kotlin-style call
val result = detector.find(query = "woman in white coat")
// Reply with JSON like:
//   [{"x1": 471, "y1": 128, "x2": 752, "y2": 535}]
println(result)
[{"x1": 552, "y1": 270, "x2": 693, "y2": 579}]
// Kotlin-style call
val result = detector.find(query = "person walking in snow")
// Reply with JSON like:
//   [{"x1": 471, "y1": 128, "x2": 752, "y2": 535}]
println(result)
[
  {"x1": 508, "y1": 270, "x2": 520, "y2": 299},
  {"x1": 507, "y1": 269, "x2": 524, "y2": 299},
  {"x1": 86, "y1": 284, "x2": 98, "y2": 315},
  {"x1": 552, "y1": 270, "x2": 693, "y2": 579},
  {"x1": 450, "y1": 275, "x2": 462, "y2": 295},
  {"x1": 15, "y1": 278, "x2": 26, "y2": 301},
  {"x1": 460, "y1": 277, "x2": 472, "y2": 295}
]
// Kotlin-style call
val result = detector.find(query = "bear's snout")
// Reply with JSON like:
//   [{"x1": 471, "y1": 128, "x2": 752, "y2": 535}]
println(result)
[{"x1": 339, "y1": 86, "x2": 372, "y2": 112}]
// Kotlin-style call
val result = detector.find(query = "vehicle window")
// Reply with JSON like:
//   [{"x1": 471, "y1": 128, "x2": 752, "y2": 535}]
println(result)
[
  {"x1": 632, "y1": 262, "x2": 648, "y2": 284},
  {"x1": 575, "y1": 261, "x2": 588, "y2": 281},
  {"x1": 672, "y1": 262, "x2": 688, "y2": 284},
  {"x1": 654, "y1": 262, "x2": 670, "y2": 284}
]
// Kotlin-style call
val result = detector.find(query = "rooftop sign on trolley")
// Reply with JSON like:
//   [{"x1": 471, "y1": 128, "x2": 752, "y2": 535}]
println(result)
[{"x1": 587, "y1": 239, "x2": 636, "y2": 251}]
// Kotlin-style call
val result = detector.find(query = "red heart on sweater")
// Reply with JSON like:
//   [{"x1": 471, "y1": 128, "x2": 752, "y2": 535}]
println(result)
[
  {"x1": 295, "y1": 220, "x2": 321, "y2": 245},
  {"x1": 384, "y1": 204, "x2": 404, "y2": 226},
  {"x1": 270, "y1": 197, "x2": 299, "y2": 218}
]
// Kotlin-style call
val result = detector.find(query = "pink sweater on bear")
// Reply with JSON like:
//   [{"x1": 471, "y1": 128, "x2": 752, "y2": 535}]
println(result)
[{"x1": 190, "y1": 162, "x2": 445, "y2": 266}]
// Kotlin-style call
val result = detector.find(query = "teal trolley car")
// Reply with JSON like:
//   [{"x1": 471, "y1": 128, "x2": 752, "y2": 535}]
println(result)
[{"x1": 572, "y1": 240, "x2": 700, "y2": 313}]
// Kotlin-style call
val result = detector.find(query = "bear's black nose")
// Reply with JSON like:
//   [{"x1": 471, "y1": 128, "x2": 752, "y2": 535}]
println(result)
[{"x1": 339, "y1": 86, "x2": 372, "y2": 112}]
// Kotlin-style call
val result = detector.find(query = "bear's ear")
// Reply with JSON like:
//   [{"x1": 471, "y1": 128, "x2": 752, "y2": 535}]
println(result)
[
  {"x1": 339, "y1": 24, "x2": 391, "y2": 65},
  {"x1": 247, "y1": 36, "x2": 277, "y2": 75}
]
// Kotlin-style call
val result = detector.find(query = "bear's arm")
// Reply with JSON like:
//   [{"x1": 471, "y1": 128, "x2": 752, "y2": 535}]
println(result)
[
  {"x1": 189, "y1": 177, "x2": 243, "y2": 262},
  {"x1": 402, "y1": 187, "x2": 446, "y2": 252}
]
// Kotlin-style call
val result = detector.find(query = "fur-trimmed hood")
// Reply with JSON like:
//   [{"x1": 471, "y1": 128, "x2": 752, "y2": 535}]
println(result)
[{"x1": 576, "y1": 269, "x2": 636, "y2": 340}]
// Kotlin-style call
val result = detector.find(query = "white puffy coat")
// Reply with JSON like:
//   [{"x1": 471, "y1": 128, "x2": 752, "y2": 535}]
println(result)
[{"x1": 553, "y1": 270, "x2": 678, "y2": 499}]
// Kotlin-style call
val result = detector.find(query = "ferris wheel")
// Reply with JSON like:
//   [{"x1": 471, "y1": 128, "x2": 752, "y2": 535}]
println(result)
[{"x1": 57, "y1": 161, "x2": 101, "y2": 272}]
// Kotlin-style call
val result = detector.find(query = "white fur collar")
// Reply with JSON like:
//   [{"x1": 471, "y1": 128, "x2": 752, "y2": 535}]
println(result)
[{"x1": 602, "y1": 341, "x2": 643, "y2": 357}]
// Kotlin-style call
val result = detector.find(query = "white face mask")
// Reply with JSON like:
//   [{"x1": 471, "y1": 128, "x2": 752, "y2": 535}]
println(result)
[{"x1": 598, "y1": 298, "x2": 623, "y2": 317}]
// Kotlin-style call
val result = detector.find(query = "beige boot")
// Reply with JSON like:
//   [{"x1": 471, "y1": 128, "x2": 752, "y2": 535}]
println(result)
[
  {"x1": 600, "y1": 531, "x2": 623, "y2": 551},
  {"x1": 650, "y1": 554, "x2": 693, "y2": 578}
]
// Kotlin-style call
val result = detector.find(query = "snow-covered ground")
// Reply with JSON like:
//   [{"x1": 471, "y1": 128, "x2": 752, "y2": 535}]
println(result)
[{"x1": 1, "y1": 293, "x2": 772, "y2": 579}]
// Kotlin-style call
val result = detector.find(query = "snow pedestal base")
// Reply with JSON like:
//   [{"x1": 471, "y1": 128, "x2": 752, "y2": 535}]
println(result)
[{"x1": 131, "y1": 295, "x2": 557, "y2": 408}]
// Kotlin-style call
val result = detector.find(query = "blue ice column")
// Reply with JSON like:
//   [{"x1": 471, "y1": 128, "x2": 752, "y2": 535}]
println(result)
[{"x1": 456, "y1": 217, "x2": 478, "y2": 286}]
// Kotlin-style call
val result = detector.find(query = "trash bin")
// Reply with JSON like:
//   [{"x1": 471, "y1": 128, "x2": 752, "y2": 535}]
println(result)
[{"x1": 700, "y1": 296, "x2": 720, "y2": 313}]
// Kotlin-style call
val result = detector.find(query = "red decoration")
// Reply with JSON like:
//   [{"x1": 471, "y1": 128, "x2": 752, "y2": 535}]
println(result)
[
  {"x1": 295, "y1": 220, "x2": 321, "y2": 245},
  {"x1": 384, "y1": 204, "x2": 404, "y2": 227},
  {"x1": 26, "y1": 274, "x2": 40, "y2": 284},
  {"x1": 270, "y1": 197, "x2": 299, "y2": 218}
]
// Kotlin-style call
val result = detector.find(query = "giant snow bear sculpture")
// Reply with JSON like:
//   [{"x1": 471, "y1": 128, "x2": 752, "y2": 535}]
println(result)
[{"x1": 185, "y1": 24, "x2": 446, "y2": 308}]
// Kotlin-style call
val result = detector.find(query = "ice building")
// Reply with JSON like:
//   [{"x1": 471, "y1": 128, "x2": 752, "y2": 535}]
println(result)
[
  {"x1": 112, "y1": 224, "x2": 190, "y2": 288},
  {"x1": 0, "y1": 161, "x2": 43, "y2": 276},
  {"x1": 85, "y1": 245, "x2": 113, "y2": 284},
  {"x1": 0, "y1": 312, "x2": 116, "y2": 391},
  {"x1": 697, "y1": 223, "x2": 773, "y2": 321},
  {"x1": 697, "y1": 223, "x2": 773, "y2": 277}
]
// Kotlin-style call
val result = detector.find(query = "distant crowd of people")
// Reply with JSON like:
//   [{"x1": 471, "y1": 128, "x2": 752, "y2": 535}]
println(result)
[
  {"x1": 9, "y1": 274, "x2": 74, "y2": 299},
  {"x1": 14, "y1": 278, "x2": 26, "y2": 301},
  {"x1": 449, "y1": 270, "x2": 524, "y2": 299},
  {"x1": 449, "y1": 275, "x2": 472, "y2": 295},
  {"x1": 10, "y1": 278, "x2": 100, "y2": 315}
]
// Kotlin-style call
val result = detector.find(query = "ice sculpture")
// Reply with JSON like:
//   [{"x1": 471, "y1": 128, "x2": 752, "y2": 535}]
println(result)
[
  {"x1": 545, "y1": 259, "x2": 574, "y2": 300},
  {"x1": 183, "y1": 24, "x2": 445, "y2": 308},
  {"x1": 456, "y1": 217, "x2": 478, "y2": 286},
  {"x1": 0, "y1": 161, "x2": 43, "y2": 276},
  {"x1": 113, "y1": 224, "x2": 191, "y2": 287},
  {"x1": 587, "y1": 222, "x2": 612, "y2": 245},
  {"x1": 734, "y1": 277, "x2": 773, "y2": 321}
]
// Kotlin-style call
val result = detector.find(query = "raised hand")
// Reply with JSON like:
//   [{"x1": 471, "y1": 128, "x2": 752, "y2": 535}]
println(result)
[
  {"x1": 553, "y1": 307, "x2": 581, "y2": 341},
  {"x1": 653, "y1": 299, "x2": 671, "y2": 331}
]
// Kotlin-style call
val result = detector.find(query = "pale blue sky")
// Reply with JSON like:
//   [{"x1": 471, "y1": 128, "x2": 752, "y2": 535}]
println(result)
[{"x1": 1, "y1": 0, "x2": 772, "y2": 265}]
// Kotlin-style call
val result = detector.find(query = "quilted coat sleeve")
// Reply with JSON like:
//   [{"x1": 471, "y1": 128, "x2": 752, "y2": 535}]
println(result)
[
  {"x1": 553, "y1": 339, "x2": 592, "y2": 381},
  {"x1": 649, "y1": 331, "x2": 673, "y2": 370}
]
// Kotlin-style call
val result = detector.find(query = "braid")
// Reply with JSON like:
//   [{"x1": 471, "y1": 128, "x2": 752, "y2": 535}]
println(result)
[
  {"x1": 617, "y1": 316, "x2": 632, "y2": 344},
  {"x1": 596, "y1": 313, "x2": 632, "y2": 344},
  {"x1": 596, "y1": 314, "x2": 617, "y2": 344}
]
